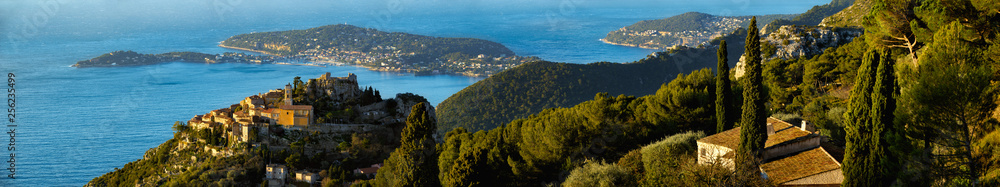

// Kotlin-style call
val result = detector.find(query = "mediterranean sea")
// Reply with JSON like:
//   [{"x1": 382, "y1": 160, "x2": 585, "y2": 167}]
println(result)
[{"x1": 0, "y1": 0, "x2": 828, "y2": 185}]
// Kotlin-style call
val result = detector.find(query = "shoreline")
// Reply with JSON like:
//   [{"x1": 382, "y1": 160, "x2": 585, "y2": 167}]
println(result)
[
  {"x1": 217, "y1": 43, "x2": 284, "y2": 56},
  {"x1": 217, "y1": 43, "x2": 491, "y2": 77},
  {"x1": 599, "y1": 38, "x2": 665, "y2": 50}
]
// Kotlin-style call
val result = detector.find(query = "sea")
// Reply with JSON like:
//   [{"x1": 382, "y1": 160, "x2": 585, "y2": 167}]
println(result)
[{"x1": 0, "y1": 0, "x2": 828, "y2": 185}]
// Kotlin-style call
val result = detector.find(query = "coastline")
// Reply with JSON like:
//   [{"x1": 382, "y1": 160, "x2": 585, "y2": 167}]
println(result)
[
  {"x1": 217, "y1": 43, "x2": 284, "y2": 56},
  {"x1": 599, "y1": 38, "x2": 665, "y2": 50},
  {"x1": 218, "y1": 43, "x2": 490, "y2": 77}
]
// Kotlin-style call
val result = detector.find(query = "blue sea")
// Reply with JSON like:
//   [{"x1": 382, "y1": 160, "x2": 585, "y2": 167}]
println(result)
[{"x1": 0, "y1": 0, "x2": 828, "y2": 185}]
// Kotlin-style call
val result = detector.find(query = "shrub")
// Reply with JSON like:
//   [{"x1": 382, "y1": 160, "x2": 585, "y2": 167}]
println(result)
[{"x1": 562, "y1": 161, "x2": 630, "y2": 187}]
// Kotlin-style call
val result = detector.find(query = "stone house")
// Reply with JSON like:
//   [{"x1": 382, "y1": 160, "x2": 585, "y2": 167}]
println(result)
[{"x1": 697, "y1": 117, "x2": 842, "y2": 186}]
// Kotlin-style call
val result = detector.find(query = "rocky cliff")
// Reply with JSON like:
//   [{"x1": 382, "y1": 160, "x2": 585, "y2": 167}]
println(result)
[{"x1": 734, "y1": 25, "x2": 862, "y2": 77}]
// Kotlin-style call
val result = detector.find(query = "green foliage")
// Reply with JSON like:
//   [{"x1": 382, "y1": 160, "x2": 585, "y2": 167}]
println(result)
[
  {"x1": 435, "y1": 68, "x2": 720, "y2": 185},
  {"x1": 373, "y1": 103, "x2": 440, "y2": 186},
  {"x1": 616, "y1": 149, "x2": 644, "y2": 186},
  {"x1": 562, "y1": 161, "x2": 630, "y2": 187},
  {"x1": 763, "y1": 0, "x2": 855, "y2": 32},
  {"x1": 88, "y1": 124, "x2": 264, "y2": 186},
  {"x1": 438, "y1": 128, "x2": 514, "y2": 187},
  {"x1": 842, "y1": 47, "x2": 906, "y2": 186},
  {"x1": 896, "y1": 20, "x2": 999, "y2": 185},
  {"x1": 639, "y1": 131, "x2": 705, "y2": 186},
  {"x1": 735, "y1": 16, "x2": 768, "y2": 183},
  {"x1": 716, "y1": 40, "x2": 735, "y2": 133},
  {"x1": 438, "y1": 55, "x2": 672, "y2": 135}
]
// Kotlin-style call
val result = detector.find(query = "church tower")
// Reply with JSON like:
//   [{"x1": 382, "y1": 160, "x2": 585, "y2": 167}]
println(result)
[{"x1": 284, "y1": 83, "x2": 293, "y2": 105}]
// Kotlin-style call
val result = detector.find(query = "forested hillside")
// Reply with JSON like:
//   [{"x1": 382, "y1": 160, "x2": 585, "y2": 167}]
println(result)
[
  {"x1": 763, "y1": 0, "x2": 855, "y2": 32},
  {"x1": 436, "y1": 34, "x2": 749, "y2": 134}
]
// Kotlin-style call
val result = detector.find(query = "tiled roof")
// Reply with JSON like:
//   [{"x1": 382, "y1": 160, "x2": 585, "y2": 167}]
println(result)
[
  {"x1": 760, "y1": 147, "x2": 841, "y2": 184},
  {"x1": 697, "y1": 117, "x2": 814, "y2": 150}
]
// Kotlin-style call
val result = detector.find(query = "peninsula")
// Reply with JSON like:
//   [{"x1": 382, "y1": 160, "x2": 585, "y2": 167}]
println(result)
[
  {"x1": 76, "y1": 24, "x2": 541, "y2": 77},
  {"x1": 220, "y1": 24, "x2": 540, "y2": 77}
]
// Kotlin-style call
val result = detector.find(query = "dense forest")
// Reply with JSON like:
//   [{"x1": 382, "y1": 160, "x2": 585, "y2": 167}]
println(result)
[
  {"x1": 436, "y1": 28, "x2": 750, "y2": 136},
  {"x1": 220, "y1": 24, "x2": 513, "y2": 58}
]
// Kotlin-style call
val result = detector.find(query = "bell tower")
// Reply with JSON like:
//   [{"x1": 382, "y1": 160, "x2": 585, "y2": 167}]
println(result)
[{"x1": 284, "y1": 83, "x2": 293, "y2": 105}]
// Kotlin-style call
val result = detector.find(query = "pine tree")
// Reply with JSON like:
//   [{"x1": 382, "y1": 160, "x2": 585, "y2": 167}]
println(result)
[
  {"x1": 735, "y1": 16, "x2": 768, "y2": 184},
  {"x1": 716, "y1": 40, "x2": 733, "y2": 134},
  {"x1": 842, "y1": 49, "x2": 880, "y2": 186}
]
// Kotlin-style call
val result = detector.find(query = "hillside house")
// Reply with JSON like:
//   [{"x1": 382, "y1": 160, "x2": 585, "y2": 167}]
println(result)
[
  {"x1": 697, "y1": 117, "x2": 842, "y2": 186},
  {"x1": 294, "y1": 170, "x2": 321, "y2": 184},
  {"x1": 354, "y1": 163, "x2": 382, "y2": 178}
]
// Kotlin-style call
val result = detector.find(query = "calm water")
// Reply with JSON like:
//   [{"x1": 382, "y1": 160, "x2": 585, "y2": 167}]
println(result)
[{"x1": 0, "y1": 0, "x2": 827, "y2": 185}]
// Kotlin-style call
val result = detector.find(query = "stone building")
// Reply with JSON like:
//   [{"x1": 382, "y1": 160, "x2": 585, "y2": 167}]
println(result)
[{"x1": 697, "y1": 117, "x2": 842, "y2": 186}]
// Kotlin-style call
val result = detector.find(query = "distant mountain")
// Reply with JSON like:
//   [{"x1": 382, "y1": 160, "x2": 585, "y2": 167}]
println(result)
[
  {"x1": 762, "y1": 0, "x2": 856, "y2": 32},
  {"x1": 601, "y1": 12, "x2": 795, "y2": 50},
  {"x1": 436, "y1": 31, "x2": 749, "y2": 134},
  {"x1": 73, "y1": 51, "x2": 217, "y2": 67},
  {"x1": 221, "y1": 24, "x2": 513, "y2": 57},
  {"x1": 818, "y1": 0, "x2": 872, "y2": 28}
]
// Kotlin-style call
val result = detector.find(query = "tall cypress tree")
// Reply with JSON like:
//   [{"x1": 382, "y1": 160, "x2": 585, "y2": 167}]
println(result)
[
  {"x1": 842, "y1": 49, "x2": 880, "y2": 186},
  {"x1": 735, "y1": 17, "x2": 768, "y2": 183},
  {"x1": 716, "y1": 40, "x2": 733, "y2": 134},
  {"x1": 870, "y1": 49, "x2": 899, "y2": 186},
  {"x1": 374, "y1": 102, "x2": 440, "y2": 186}
]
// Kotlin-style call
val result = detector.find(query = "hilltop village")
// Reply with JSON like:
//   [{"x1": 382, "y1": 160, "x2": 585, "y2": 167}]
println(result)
[{"x1": 89, "y1": 72, "x2": 432, "y2": 186}]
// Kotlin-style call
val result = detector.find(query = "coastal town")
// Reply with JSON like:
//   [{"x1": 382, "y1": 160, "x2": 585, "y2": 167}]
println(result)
[
  {"x1": 137, "y1": 72, "x2": 428, "y2": 186},
  {"x1": 292, "y1": 47, "x2": 538, "y2": 77},
  {"x1": 217, "y1": 24, "x2": 542, "y2": 77}
]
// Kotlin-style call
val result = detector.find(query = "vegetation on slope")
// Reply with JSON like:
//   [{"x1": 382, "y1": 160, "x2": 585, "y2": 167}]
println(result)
[
  {"x1": 763, "y1": 0, "x2": 855, "y2": 32},
  {"x1": 818, "y1": 0, "x2": 872, "y2": 27},
  {"x1": 603, "y1": 12, "x2": 795, "y2": 49},
  {"x1": 436, "y1": 68, "x2": 720, "y2": 185},
  {"x1": 436, "y1": 37, "x2": 750, "y2": 135}
]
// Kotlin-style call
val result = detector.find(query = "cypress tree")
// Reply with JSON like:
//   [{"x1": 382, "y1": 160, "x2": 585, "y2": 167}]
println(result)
[
  {"x1": 716, "y1": 40, "x2": 733, "y2": 134},
  {"x1": 735, "y1": 16, "x2": 768, "y2": 184},
  {"x1": 374, "y1": 102, "x2": 440, "y2": 186},
  {"x1": 869, "y1": 49, "x2": 899, "y2": 186},
  {"x1": 842, "y1": 49, "x2": 879, "y2": 186}
]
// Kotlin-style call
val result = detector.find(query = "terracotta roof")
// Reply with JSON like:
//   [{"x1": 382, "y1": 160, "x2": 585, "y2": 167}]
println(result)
[
  {"x1": 760, "y1": 147, "x2": 841, "y2": 184},
  {"x1": 247, "y1": 95, "x2": 262, "y2": 100},
  {"x1": 697, "y1": 117, "x2": 814, "y2": 150},
  {"x1": 281, "y1": 105, "x2": 313, "y2": 110},
  {"x1": 262, "y1": 108, "x2": 277, "y2": 113}
]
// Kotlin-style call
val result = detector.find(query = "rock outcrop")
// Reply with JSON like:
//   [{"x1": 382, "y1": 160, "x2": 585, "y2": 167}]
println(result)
[{"x1": 734, "y1": 25, "x2": 862, "y2": 78}]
